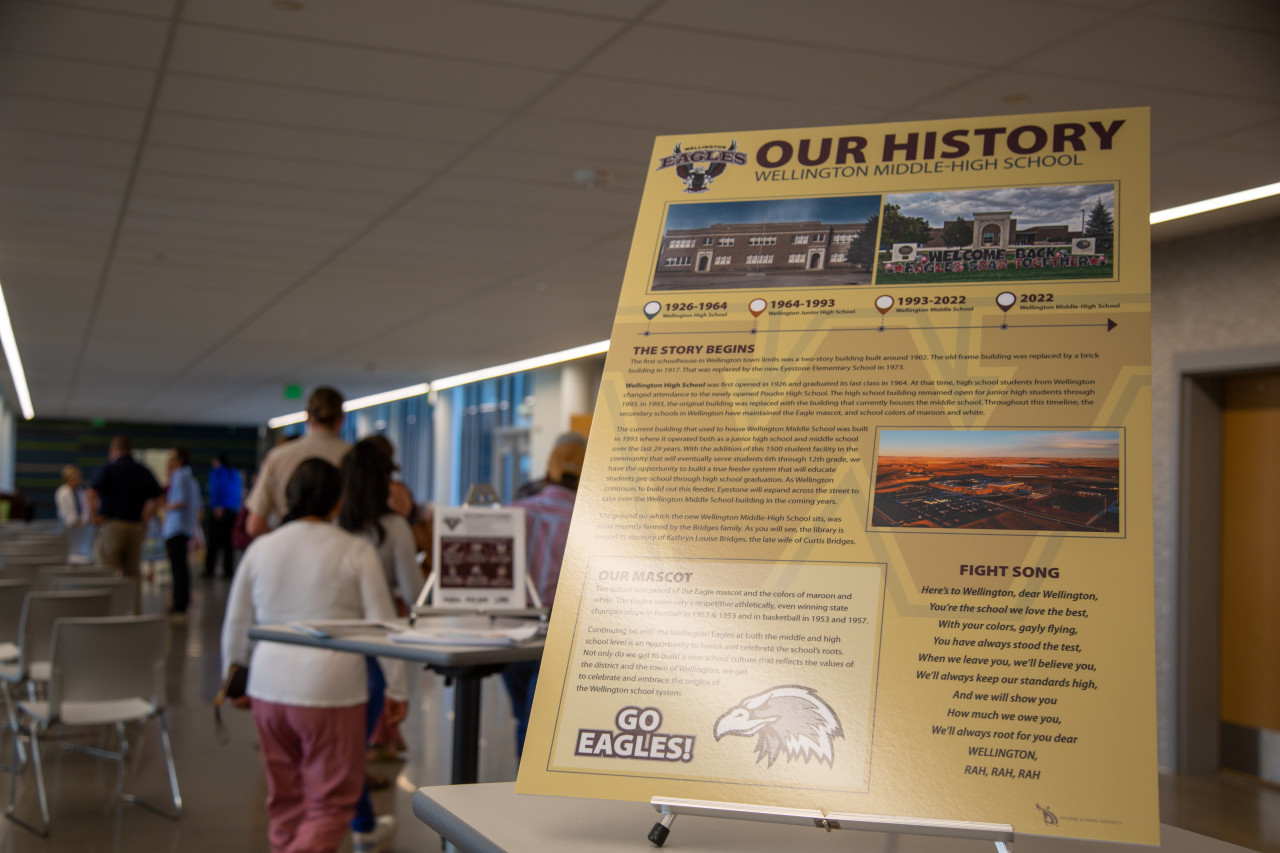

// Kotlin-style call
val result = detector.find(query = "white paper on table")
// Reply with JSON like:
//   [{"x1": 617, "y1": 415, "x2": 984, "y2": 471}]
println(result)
[
  {"x1": 388, "y1": 622, "x2": 540, "y2": 646},
  {"x1": 288, "y1": 619, "x2": 404, "y2": 638}
]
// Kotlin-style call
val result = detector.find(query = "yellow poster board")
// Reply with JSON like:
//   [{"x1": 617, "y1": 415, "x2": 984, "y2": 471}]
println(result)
[{"x1": 517, "y1": 108, "x2": 1155, "y2": 845}]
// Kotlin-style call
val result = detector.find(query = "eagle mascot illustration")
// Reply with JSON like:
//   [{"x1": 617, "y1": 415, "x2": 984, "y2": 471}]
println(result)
[
  {"x1": 713, "y1": 685, "x2": 844, "y2": 767},
  {"x1": 673, "y1": 140, "x2": 737, "y2": 193}
]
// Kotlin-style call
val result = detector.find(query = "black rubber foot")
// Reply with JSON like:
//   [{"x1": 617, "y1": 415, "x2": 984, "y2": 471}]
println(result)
[{"x1": 647, "y1": 822, "x2": 670, "y2": 847}]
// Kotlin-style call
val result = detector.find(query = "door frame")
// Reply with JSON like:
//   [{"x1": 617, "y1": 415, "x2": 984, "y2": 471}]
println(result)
[{"x1": 1174, "y1": 343, "x2": 1280, "y2": 772}]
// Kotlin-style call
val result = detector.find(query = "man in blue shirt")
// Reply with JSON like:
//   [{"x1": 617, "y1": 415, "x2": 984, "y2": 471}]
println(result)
[
  {"x1": 204, "y1": 453, "x2": 243, "y2": 579},
  {"x1": 163, "y1": 447, "x2": 202, "y2": 618},
  {"x1": 89, "y1": 435, "x2": 163, "y2": 583}
]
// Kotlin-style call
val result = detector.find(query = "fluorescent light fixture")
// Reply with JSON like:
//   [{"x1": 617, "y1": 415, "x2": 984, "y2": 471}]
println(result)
[
  {"x1": 343, "y1": 383, "x2": 430, "y2": 411},
  {"x1": 0, "y1": 279, "x2": 34, "y2": 420},
  {"x1": 266, "y1": 382, "x2": 431, "y2": 430},
  {"x1": 266, "y1": 410, "x2": 307, "y2": 429},
  {"x1": 430, "y1": 339, "x2": 611, "y2": 392},
  {"x1": 1150, "y1": 181, "x2": 1280, "y2": 225}
]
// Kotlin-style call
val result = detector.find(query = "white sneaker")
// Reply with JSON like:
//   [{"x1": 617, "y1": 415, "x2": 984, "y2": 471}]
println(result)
[{"x1": 353, "y1": 814, "x2": 396, "y2": 853}]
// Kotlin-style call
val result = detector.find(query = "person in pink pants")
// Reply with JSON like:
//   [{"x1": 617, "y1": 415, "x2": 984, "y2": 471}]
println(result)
[{"x1": 221, "y1": 459, "x2": 407, "y2": 853}]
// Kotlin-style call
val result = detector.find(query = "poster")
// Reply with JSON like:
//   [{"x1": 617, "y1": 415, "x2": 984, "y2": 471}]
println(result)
[
  {"x1": 517, "y1": 108, "x2": 1155, "y2": 844},
  {"x1": 430, "y1": 505, "x2": 526, "y2": 610}
]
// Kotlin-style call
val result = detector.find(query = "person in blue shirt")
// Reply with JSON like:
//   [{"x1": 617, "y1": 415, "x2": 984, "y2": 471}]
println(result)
[
  {"x1": 163, "y1": 447, "x2": 202, "y2": 618},
  {"x1": 205, "y1": 452, "x2": 243, "y2": 579}
]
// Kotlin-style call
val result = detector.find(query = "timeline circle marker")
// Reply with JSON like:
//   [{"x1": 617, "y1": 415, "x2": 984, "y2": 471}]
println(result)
[
  {"x1": 875, "y1": 295, "x2": 894, "y2": 315},
  {"x1": 996, "y1": 292, "x2": 1016, "y2": 313},
  {"x1": 643, "y1": 300, "x2": 662, "y2": 320},
  {"x1": 748, "y1": 298, "x2": 767, "y2": 318}
]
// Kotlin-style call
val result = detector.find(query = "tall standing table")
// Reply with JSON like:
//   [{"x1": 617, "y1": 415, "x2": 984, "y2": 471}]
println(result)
[{"x1": 247, "y1": 619, "x2": 543, "y2": 785}]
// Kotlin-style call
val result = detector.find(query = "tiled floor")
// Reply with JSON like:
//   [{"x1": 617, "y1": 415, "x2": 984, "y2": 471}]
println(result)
[{"x1": 0, "y1": 574, "x2": 1274, "y2": 852}]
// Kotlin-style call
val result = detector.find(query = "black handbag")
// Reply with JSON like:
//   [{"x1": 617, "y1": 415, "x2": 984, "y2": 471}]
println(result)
[{"x1": 214, "y1": 663, "x2": 249, "y2": 744}]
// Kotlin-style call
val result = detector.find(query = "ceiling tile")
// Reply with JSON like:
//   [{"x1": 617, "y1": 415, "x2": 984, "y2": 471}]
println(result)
[
  {"x1": 1015, "y1": 13, "x2": 1280, "y2": 101},
  {"x1": 528, "y1": 77, "x2": 888, "y2": 138},
  {"x1": 183, "y1": 0, "x2": 629, "y2": 70},
  {"x1": 168, "y1": 26, "x2": 559, "y2": 110},
  {"x1": 0, "y1": 94, "x2": 146, "y2": 140},
  {"x1": 156, "y1": 74, "x2": 506, "y2": 143},
  {"x1": 582, "y1": 24, "x2": 974, "y2": 111},
  {"x1": 0, "y1": 53, "x2": 158, "y2": 109},
  {"x1": 0, "y1": 1, "x2": 172, "y2": 68},
  {"x1": 148, "y1": 114, "x2": 468, "y2": 171},
  {"x1": 645, "y1": 0, "x2": 1111, "y2": 66}
]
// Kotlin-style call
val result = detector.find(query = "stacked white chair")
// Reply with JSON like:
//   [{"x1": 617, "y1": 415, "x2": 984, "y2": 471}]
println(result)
[{"x1": 6, "y1": 614, "x2": 181, "y2": 835}]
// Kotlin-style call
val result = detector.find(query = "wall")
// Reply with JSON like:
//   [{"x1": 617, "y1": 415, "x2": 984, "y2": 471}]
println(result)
[
  {"x1": 15, "y1": 418, "x2": 260, "y2": 519},
  {"x1": 1151, "y1": 214, "x2": 1280, "y2": 769}
]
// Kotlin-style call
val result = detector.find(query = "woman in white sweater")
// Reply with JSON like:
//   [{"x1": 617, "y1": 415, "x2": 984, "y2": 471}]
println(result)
[{"x1": 221, "y1": 458, "x2": 407, "y2": 853}]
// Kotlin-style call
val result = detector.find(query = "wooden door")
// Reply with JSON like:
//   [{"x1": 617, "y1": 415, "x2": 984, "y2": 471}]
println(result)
[{"x1": 1220, "y1": 370, "x2": 1280, "y2": 776}]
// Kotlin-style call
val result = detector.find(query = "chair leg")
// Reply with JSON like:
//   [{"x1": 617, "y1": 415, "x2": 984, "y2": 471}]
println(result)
[
  {"x1": 5, "y1": 721, "x2": 50, "y2": 837},
  {"x1": 119, "y1": 714, "x2": 181, "y2": 820},
  {"x1": 0, "y1": 684, "x2": 26, "y2": 769}
]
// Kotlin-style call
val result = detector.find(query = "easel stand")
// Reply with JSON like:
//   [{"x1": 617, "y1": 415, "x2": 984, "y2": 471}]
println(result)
[
  {"x1": 411, "y1": 484, "x2": 544, "y2": 625},
  {"x1": 646, "y1": 797, "x2": 1014, "y2": 850}
]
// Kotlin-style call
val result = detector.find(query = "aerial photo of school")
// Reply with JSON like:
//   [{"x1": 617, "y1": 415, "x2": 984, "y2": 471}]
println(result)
[
  {"x1": 871, "y1": 428, "x2": 1121, "y2": 533},
  {"x1": 875, "y1": 183, "x2": 1117, "y2": 285}
]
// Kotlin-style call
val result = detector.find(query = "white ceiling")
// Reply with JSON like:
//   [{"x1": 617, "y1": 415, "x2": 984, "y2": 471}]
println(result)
[{"x1": 0, "y1": 0, "x2": 1276, "y2": 425}]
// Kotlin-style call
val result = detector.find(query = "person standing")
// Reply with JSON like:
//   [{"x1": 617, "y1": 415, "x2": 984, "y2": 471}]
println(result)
[
  {"x1": 503, "y1": 435, "x2": 585, "y2": 757},
  {"x1": 55, "y1": 465, "x2": 87, "y2": 526},
  {"x1": 55, "y1": 465, "x2": 95, "y2": 562},
  {"x1": 222, "y1": 459, "x2": 407, "y2": 853},
  {"x1": 338, "y1": 438, "x2": 423, "y2": 851},
  {"x1": 205, "y1": 453, "x2": 243, "y2": 579},
  {"x1": 163, "y1": 447, "x2": 201, "y2": 619},
  {"x1": 245, "y1": 387, "x2": 350, "y2": 538},
  {"x1": 88, "y1": 435, "x2": 163, "y2": 582}
]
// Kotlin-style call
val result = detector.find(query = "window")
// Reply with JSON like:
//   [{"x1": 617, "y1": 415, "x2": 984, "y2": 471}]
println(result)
[
  {"x1": 452, "y1": 373, "x2": 532, "y2": 505},
  {"x1": 714, "y1": 256, "x2": 731, "y2": 265},
  {"x1": 813, "y1": 234, "x2": 826, "y2": 243},
  {"x1": 792, "y1": 235, "x2": 809, "y2": 244},
  {"x1": 664, "y1": 256, "x2": 692, "y2": 266},
  {"x1": 788, "y1": 253, "x2": 806, "y2": 263},
  {"x1": 702, "y1": 236, "x2": 714, "y2": 245},
  {"x1": 833, "y1": 233, "x2": 855, "y2": 244},
  {"x1": 668, "y1": 238, "x2": 695, "y2": 249},
  {"x1": 831, "y1": 252, "x2": 848, "y2": 262},
  {"x1": 717, "y1": 237, "x2": 734, "y2": 246},
  {"x1": 748, "y1": 236, "x2": 776, "y2": 246},
  {"x1": 746, "y1": 254, "x2": 774, "y2": 264}
]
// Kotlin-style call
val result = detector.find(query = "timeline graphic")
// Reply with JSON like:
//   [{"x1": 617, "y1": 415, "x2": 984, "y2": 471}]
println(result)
[{"x1": 638, "y1": 293, "x2": 1119, "y2": 337}]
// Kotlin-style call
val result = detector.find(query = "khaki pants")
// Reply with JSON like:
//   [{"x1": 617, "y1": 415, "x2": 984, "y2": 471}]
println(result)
[{"x1": 96, "y1": 520, "x2": 144, "y2": 579}]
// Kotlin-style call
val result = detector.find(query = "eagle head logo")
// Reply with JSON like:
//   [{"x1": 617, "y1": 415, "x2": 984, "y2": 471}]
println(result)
[{"x1": 713, "y1": 685, "x2": 843, "y2": 767}]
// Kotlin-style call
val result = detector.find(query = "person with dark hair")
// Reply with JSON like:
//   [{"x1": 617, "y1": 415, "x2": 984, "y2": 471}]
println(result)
[
  {"x1": 88, "y1": 434, "x2": 163, "y2": 583},
  {"x1": 338, "y1": 438, "x2": 421, "y2": 850},
  {"x1": 205, "y1": 452, "x2": 243, "y2": 579},
  {"x1": 245, "y1": 386, "x2": 350, "y2": 537},
  {"x1": 339, "y1": 439, "x2": 422, "y2": 608},
  {"x1": 162, "y1": 446, "x2": 202, "y2": 619},
  {"x1": 221, "y1": 458, "x2": 407, "y2": 853}
]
